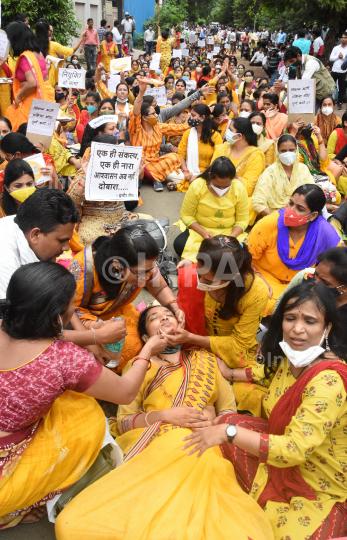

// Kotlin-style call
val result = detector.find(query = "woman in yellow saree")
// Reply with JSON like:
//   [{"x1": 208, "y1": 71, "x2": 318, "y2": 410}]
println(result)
[
  {"x1": 55, "y1": 305, "x2": 274, "y2": 540},
  {"x1": 5, "y1": 22, "x2": 55, "y2": 132},
  {"x1": 70, "y1": 225, "x2": 185, "y2": 372}
]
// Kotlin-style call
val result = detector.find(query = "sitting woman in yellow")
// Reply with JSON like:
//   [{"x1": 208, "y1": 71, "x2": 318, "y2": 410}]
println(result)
[
  {"x1": 252, "y1": 135, "x2": 314, "y2": 218},
  {"x1": 205, "y1": 69, "x2": 239, "y2": 107},
  {"x1": 249, "y1": 111, "x2": 275, "y2": 166},
  {"x1": 100, "y1": 32, "x2": 119, "y2": 71},
  {"x1": 291, "y1": 121, "x2": 341, "y2": 206},
  {"x1": 327, "y1": 111, "x2": 347, "y2": 195},
  {"x1": 174, "y1": 236, "x2": 269, "y2": 417},
  {"x1": 176, "y1": 103, "x2": 223, "y2": 193},
  {"x1": 69, "y1": 225, "x2": 185, "y2": 372},
  {"x1": 248, "y1": 184, "x2": 341, "y2": 317},
  {"x1": 55, "y1": 305, "x2": 274, "y2": 540},
  {"x1": 211, "y1": 117, "x2": 265, "y2": 225},
  {"x1": 174, "y1": 157, "x2": 249, "y2": 265}
]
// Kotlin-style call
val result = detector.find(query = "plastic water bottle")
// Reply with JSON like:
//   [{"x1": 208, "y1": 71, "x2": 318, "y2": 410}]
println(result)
[{"x1": 104, "y1": 317, "x2": 126, "y2": 368}]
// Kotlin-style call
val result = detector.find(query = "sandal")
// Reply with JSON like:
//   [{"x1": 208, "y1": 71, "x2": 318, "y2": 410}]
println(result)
[{"x1": 167, "y1": 181, "x2": 177, "y2": 191}]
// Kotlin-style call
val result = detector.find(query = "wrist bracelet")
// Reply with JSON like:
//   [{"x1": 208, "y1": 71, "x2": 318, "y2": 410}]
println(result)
[
  {"x1": 132, "y1": 356, "x2": 152, "y2": 370},
  {"x1": 228, "y1": 368, "x2": 235, "y2": 385},
  {"x1": 77, "y1": 182, "x2": 85, "y2": 187},
  {"x1": 136, "y1": 98, "x2": 143, "y2": 103},
  {"x1": 166, "y1": 299, "x2": 178, "y2": 306},
  {"x1": 85, "y1": 320, "x2": 92, "y2": 330},
  {"x1": 145, "y1": 409, "x2": 157, "y2": 426},
  {"x1": 318, "y1": 140, "x2": 324, "y2": 145}
]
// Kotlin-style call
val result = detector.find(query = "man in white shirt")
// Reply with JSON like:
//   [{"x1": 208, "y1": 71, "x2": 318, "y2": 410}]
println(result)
[
  {"x1": 112, "y1": 20, "x2": 123, "y2": 58},
  {"x1": 250, "y1": 48, "x2": 264, "y2": 66},
  {"x1": 260, "y1": 26, "x2": 269, "y2": 40},
  {"x1": 143, "y1": 24, "x2": 155, "y2": 56},
  {"x1": 330, "y1": 31, "x2": 347, "y2": 110},
  {"x1": 121, "y1": 12, "x2": 133, "y2": 52},
  {"x1": 228, "y1": 29, "x2": 236, "y2": 53},
  {"x1": 311, "y1": 28, "x2": 324, "y2": 60}
]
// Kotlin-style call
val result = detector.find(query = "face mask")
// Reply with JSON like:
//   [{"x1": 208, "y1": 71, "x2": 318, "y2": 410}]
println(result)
[
  {"x1": 182, "y1": 76, "x2": 189, "y2": 81},
  {"x1": 225, "y1": 130, "x2": 240, "y2": 144},
  {"x1": 239, "y1": 110, "x2": 250, "y2": 118},
  {"x1": 197, "y1": 275, "x2": 231, "y2": 291},
  {"x1": 278, "y1": 151, "x2": 297, "y2": 166},
  {"x1": 211, "y1": 183, "x2": 230, "y2": 197},
  {"x1": 55, "y1": 91, "x2": 65, "y2": 101},
  {"x1": 149, "y1": 26, "x2": 153, "y2": 30},
  {"x1": 196, "y1": 67, "x2": 202, "y2": 73},
  {"x1": 188, "y1": 117, "x2": 201, "y2": 128},
  {"x1": 86, "y1": 105, "x2": 98, "y2": 114},
  {"x1": 154, "y1": 105, "x2": 160, "y2": 115},
  {"x1": 146, "y1": 116, "x2": 158, "y2": 126},
  {"x1": 252, "y1": 123, "x2": 263, "y2": 135},
  {"x1": 321, "y1": 106, "x2": 333, "y2": 116},
  {"x1": 180, "y1": 61, "x2": 185, "y2": 65},
  {"x1": 166, "y1": 83, "x2": 174, "y2": 89},
  {"x1": 106, "y1": 37, "x2": 112, "y2": 42},
  {"x1": 155, "y1": 69, "x2": 162, "y2": 75},
  {"x1": 244, "y1": 76, "x2": 253, "y2": 83},
  {"x1": 301, "y1": 127, "x2": 313, "y2": 138},
  {"x1": 124, "y1": 43, "x2": 128, "y2": 47},
  {"x1": 117, "y1": 97, "x2": 128, "y2": 103},
  {"x1": 110, "y1": 131, "x2": 119, "y2": 137},
  {"x1": 279, "y1": 328, "x2": 327, "y2": 368},
  {"x1": 101, "y1": 74, "x2": 106, "y2": 81},
  {"x1": 174, "y1": 64, "x2": 179, "y2": 69},
  {"x1": 9, "y1": 186, "x2": 36, "y2": 203},
  {"x1": 80, "y1": 93, "x2": 87, "y2": 101},
  {"x1": 284, "y1": 206, "x2": 314, "y2": 227},
  {"x1": 100, "y1": 110, "x2": 114, "y2": 115},
  {"x1": 72, "y1": 59, "x2": 78, "y2": 64}
]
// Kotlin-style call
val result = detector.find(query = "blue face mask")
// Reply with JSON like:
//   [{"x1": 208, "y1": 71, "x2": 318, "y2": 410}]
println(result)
[
  {"x1": 182, "y1": 76, "x2": 189, "y2": 81},
  {"x1": 155, "y1": 69, "x2": 161, "y2": 75},
  {"x1": 188, "y1": 117, "x2": 201, "y2": 128},
  {"x1": 86, "y1": 105, "x2": 98, "y2": 114},
  {"x1": 225, "y1": 129, "x2": 241, "y2": 144}
]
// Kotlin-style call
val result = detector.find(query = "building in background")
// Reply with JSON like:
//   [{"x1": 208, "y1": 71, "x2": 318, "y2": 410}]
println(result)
[{"x1": 74, "y1": 0, "x2": 155, "y2": 39}]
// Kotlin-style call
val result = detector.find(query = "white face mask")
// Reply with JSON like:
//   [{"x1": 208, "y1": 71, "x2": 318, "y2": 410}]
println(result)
[
  {"x1": 211, "y1": 183, "x2": 230, "y2": 197},
  {"x1": 225, "y1": 130, "x2": 241, "y2": 144},
  {"x1": 239, "y1": 110, "x2": 250, "y2": 118},
  {"x1": 279, "y1": 328, "x2": 327, "y2": 368},
  {"x1": 252, "y1": 123, "x2": 263, "y2": 135},
  {"x1": 196, "y1": 275, "x2": 231, "y2": 291},
  {"x1": 278, "y1": 151, "x2": 296, "y2": 166},
  {"x1": 321, "y1": 106, "x2": 333, "y2": 116},
  {"x1": 72, "y1": 59, "x2": 78, "y2": 64}
]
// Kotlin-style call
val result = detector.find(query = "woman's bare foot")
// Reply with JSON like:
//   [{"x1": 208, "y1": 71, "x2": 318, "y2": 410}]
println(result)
[
  {"x1": 177, "y1": 259, "x2": 193, "y2": 269},
  {"x1": 21, "y1": 506, "x2": 47, "y2": 524}
]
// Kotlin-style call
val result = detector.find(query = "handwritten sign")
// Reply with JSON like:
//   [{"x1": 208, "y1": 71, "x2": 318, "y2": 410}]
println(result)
[
  {"x1": 24, "y1": 154, "x2": 51, "y2": 186},
  {"x1": 181, "y1": 48, "x2": 189, "y2": 57},
  {"x1": 85, "y1": 142, "x2": 142, "y2": 202},
  {"x1": 0, "y1": 30, "x2": 9, "y2": 60},
  {"x1": 288, "y1": 79, "x2": 315, "y2": 114},
  {"x1": 110, "y1": 56, "x2": 131, "y2": 73},
  {"x1": 207, "y1": 36, "x2": 215, "y2": 45},
  {"x1": 198, "y1": 40, "x2": 205, "y2": 48},
  {"x1": 189, "y1": 33, "x2": 197, "y2": 44},
  {"x1": 26, "y1": 99, "x2": 60, "y2": 148},
  {"x1": 144, "y1": 85, "x2": 167, "y2": 106},
  {"x1": 89, "y1": 115, "x2": 119, "y2": 130},
  {"x1": 213, "y1": 46, "x2": 220, "y2": 54},
  {"x1": 108, "y1": 74, "x2": 121, "y2": 94},
  {"x1": 149, "y1": 52, "x2": 161, "y2": 70},
  {"x1": 186, "y1": 80, "x2": 197, "y2": 92},
  {"x1": 207, "y1": 53, "x2": 213, "y2": 60},
  {"x1": 58, "y1": 68, "x2": 85, "y2": 89}
]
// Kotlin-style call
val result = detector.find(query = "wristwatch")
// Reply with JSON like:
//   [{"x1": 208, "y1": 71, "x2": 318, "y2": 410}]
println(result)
[{"x1": 225, "y1": 424, "x2": 237, "y2": 444}]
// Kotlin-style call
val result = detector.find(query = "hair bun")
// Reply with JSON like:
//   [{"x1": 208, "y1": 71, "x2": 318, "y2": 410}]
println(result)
[{"x1": 0, "y1": 299, "x2": 10, "y2": 319}]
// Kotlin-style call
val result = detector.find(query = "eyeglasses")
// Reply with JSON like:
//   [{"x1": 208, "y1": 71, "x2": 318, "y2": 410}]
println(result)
[{"x1": 129, "y1": 262, "x2": 158, "y2": 279}]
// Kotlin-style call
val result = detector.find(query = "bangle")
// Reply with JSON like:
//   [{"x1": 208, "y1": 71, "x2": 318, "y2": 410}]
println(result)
[
  {"x1": 182, "y1": 169, "x2": 188, "y2": 172},
  {"x1": 77, "y1": 182, "x2": 85, "y2": 187},
  {"x1": 145, "y1": 409, "x2": 157, "y2": 427},
  {"x1": 91, "y1": 327, "x2": 96, "y2": 345},
  {"x1": 136, "y1": 98, "x2": 143, "y2": 103},
  {"x1": 166, "y1": 299, "x2": 178, "y2": 306},
  {"x1": 318, "y1": 139, "x2": 324, "y2": 145},
  {"x1": 229, "y1": 368, "x2": 235, "y2": 385},
  {"x1": 132, "y1": 356, "x2": 152, "y2": 370},
  {"x1": 85, "y1": 320, "x2": 92, "y2": 330}
]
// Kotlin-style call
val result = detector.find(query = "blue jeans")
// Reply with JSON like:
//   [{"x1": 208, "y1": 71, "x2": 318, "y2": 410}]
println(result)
[
  {"x1": 145, "y1": 41, "x2": 153, "y2": 55},
  {"x1": 84, "y1": 44, "x2": 97, "y2": 71}
]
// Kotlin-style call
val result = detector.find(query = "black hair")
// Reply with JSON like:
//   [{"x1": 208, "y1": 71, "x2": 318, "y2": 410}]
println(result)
[
  {"x1": 292, "y1": 184, "x2": 326, "y2": 214},
  {"x1": 217, "y1": 91, "x2": 230, "y2": 103},
  {"x1": 201, "y1": 65, "x2": 211, "y2": 77},
  {"x1": 86, "y1": 91, "x2": 101, "y2": 103},
  {"x1": 241, "y1": 69, "x2": 254, "y2": 99},
  {"x1": 0, "y1": 117, "x2": 12, "y2": 131},
  {"x1": 317, "y1": 247, "x2": 347, "y2": 285},
  {"x1": 161, "y1": 29, "x2": 170, "y2": 40},
  {"x1": 15, "y1": 187, "x2": 80, "y2": 234},
  {"x1": 138, "y1": 305, "x2": 175, "y2": 338},
  {"x1": 105, "y1": 31, "x2": 113, "y2": 39},
  {"x1": 240, "y1": 99, "x2": 256, "y2": 112},
  {"x1": 140, "y1": 101, "x2": 154, "y2": 117},
  {"x1": 86, "y1": 69, "x2": 96, "y2": 78},
  {"x1": 114, "y1": 20, "x2": 119, "y2": 26},
  {"x1": 192, "y1": 103, "x2": 219, "y2": 145},
  {"x1": 172, "y1": 92, "x2": 185, "y2": 101},
  {"x1": 165, "y1": 74, "x2": 175, "y2": 83},
  {"x1": 231, "y1": 117, "x2": 257, "y2": 147},
  {"x1": 143, "y1": 95, "x2": 155, "y2": 105},
  {"x1": 261, "y1": 282, "x2": 347, "y2": 378},
  {"x1": 196, "y1": 235, "x2": 254, "y2": 320},
  {"x1": 341, "y1": 111, "x2": 347, "y2": 128},
  {"x1": 249, "y1": 111, "x2": 266, "y2": 126},
  {"x1": 263, "y1": 92, "x2": 279, "y2": 106},
  {"x1": 87, "y1": 18, "x2": 93, "y2": 23},
  {"x1": 94, "y1": 225, "x2": 159, "y2": 297},
  {"x1": 277, "y1": 133, "x2": 297, "y2": 149},
  {"x1": 297, "y1": 29, "x2": 305, "y2": 38},
  {"x1": 13, "y1": 13, "x2": 29, "y2": 23},
  {"x1": 320, "y1": 95, "x2": 335, "y2": 108},
  {"x1": 101, "y1": 19, "x2": 107, "y2": 26},
  {"x1": 2, "y1": 159, "x2": 34, "y2": 216},
  {"x1": 0, "y1": 262, "x2": 76, "y2": 340},
  {"x1": 312, "y1": 27, "x2": 321, "y2": 38},
  {"x1": 6, "y1": 22, "x2": 41, "y2": 56},
  {"x1": 175, "y1": 78, "x2": 187, "y2": 89},
  {"x1": 284, "y1": 46, "x2": 301, "y2": 61},
  {"x1": 1, "y1": 132, "x2": 37, "y2": 156},
  {"x1": 99, "y1": 97, "x2": 115, "y2": 111},
  {"x1": 200, "y1": 156, "x2": 236, "y2": 183},
  {"x1": 85, "y1": 79, "x2": 96, "y2": 91},
  {"x1": 35, "y1": 18, "x2": 50, "y2": 57},
  {"x1": 212, "y1": 103, "x2": 225, "y2": 118},
  {"x1": 16, "y1": 123, "x2": 27, "y2": 136}
]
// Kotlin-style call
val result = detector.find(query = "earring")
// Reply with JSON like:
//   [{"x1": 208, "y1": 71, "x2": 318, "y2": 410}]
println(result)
[
  {"x1": 58, "y1": 315, "x2": 64, "y2": 337},
  {"x1": 325, "y1": 335, "x2": 330, "y2": 351},
  {"x1": 113, "y1": 267, "x2": 123, "y2": 279}
]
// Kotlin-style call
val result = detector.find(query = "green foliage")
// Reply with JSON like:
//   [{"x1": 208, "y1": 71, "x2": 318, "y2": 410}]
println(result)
[
  {"x1": 143, "y1": 0, "x2": 185, "y2": 32},
  {"x1": 1, "y1": 0, "x2": 81, "y2": 45}
]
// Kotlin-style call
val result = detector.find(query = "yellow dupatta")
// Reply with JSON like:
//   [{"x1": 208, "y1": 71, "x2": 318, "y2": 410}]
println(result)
[{"x1": 6, "y1": 51, "x2": 55, "y2": 131}]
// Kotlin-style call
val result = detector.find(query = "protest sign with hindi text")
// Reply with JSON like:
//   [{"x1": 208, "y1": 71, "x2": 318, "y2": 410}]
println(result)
[{"x1": 58, "y1": 68, "x2": 85, "y2": 89}]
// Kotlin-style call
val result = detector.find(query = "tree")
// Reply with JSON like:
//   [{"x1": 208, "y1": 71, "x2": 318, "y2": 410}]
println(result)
[{"x1": 1, "y1": 0, "x2": 81, "y2": 45}]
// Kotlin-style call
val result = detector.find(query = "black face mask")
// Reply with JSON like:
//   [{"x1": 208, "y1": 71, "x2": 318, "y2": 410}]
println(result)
[
  {"x1": 306, "y1": 273, "x2": 344, "y2": 298},
  {"x1": 154, "y1": 105, "x2": 160, "y2": 115},
  {"x1": 301, "y1": 127, "x2": 313, "y2": 139},
  {"x1": 55, "y1": 91, "x2": 65, "y2": 101},
  {"x1": 293, "y1": 59, "x2": 301, "y2": 67}
]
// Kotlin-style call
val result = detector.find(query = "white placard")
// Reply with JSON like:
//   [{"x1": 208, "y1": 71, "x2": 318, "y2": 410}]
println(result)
[
  {"x1": 149, "y1": 52, "x2": 161, "y2": 70},
  {"x1": 181, "y1": 48, "x2": 189, "y2": 57},
  {"x1": 180, "y1": 42, "x2": 185, "y2": 49},
  {"x1": 213, "y1": 46, "x2": 220, "y2": 54},
  {"x1": 89, "y1": 115, "x2": 119, "y2": 130},
  {"x1": 108, "y1": 74, "x2": 121, "y2": 94},
  {"x1": 0, "y1": 31, "x2": 9, "y2": 60},
  {"x1": 24, "y1": 154, "x2": 51, "y2": 186},
  {"x1": 172, "y1": 49, "x2": 182, "y2": 60},
  {"x1": 144, "y1": 85, "x2": 167, "y2": 106},
  {"x1": 85, "y1": 142, "x2": 142, "y2": 202},
  {"x1": 198, "y1": 40, "x2": 205, "y2": 48},
  {"x1": 186, "y1": 80, "x2": 197, "y2": 92},
  {"x1": 207, "y1": 36, "x2": 215, "y2": 45},
  {"x1": 27, "y1": 99, "x2": 60, "y2": 137},
  {"x1": 58, "y1": 68, "x2": 85, "y2": 89},
  {"x1": 110, "y1": 56, "x2": 131, "y2": 73},
  {"x1": 287, "y1": 79, "x2": 315, "y2": 115},
  {"x1": 46, "y1": 55, "x2": 64, "y2": 69},
  {"x1": 189, "y1": 33, "x2": 197, "y2": 44},
  {"x1": 207, "y1": 53, "x2": 213, "y2": 60}
]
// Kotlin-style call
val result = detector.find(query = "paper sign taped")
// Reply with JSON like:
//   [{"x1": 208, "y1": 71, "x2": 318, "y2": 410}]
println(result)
[
  {"x1": 110, "y1": 56, "x2": 131, "y2": 73},
  {"x1": 58, "y1": 68, "x2": 85, "y2": 89},
  {"x1": 144, "y1": 85, "x2": 167, "y2": 106},
  {"x1": 108, "y1": 74, "x2": 121, "y2": 94}
]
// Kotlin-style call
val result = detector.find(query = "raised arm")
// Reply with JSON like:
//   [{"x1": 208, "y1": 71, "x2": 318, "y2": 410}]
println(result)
[{"x1": 133, "y1": 77, "x2": 147, "y2": 116}]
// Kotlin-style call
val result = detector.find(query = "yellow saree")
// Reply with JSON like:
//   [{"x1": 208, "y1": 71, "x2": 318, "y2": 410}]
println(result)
[
  {"x1": 55, "y1": 349, "x2": 274, "y2": 540},
  {"x1": 6, "y1": 51, "x2": 55, "y2": 132}
]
